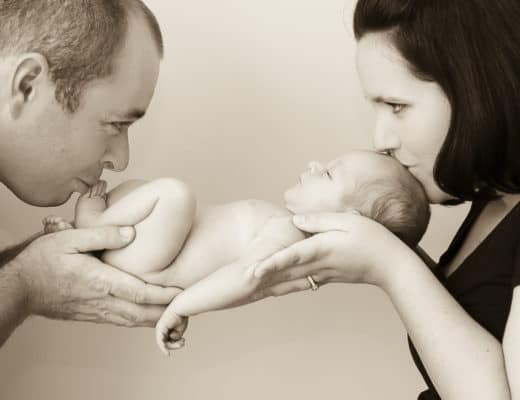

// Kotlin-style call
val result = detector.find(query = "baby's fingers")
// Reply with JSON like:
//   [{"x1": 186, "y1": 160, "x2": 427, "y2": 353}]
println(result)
[
  {"x1": 165, "y1": 337, "x2": 186, "y2": 351},
  {"x1": 254, "y1": 236, "x2": 322, "y2": 278},
  {"x1": 155, "y1": 308, "x2": 186, "y2": 356}
]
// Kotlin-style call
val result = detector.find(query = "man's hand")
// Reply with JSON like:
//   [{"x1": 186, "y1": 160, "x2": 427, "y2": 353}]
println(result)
[{"x1": 11, "y1": 226, "x2": 181, "y2": 327}]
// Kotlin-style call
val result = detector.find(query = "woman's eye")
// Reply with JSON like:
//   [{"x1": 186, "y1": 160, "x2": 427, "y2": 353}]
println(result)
[
  {"x1": 325, "y1": 170, "x2": 332, "y2": 180},
  {"x1": 388, "y1": 103, "x2": 406, "y2": 114}
]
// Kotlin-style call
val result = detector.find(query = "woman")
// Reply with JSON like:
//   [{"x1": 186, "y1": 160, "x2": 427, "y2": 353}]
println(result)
[{"x1": 252, "y1": 1, "x2": 520, "y2": 398}]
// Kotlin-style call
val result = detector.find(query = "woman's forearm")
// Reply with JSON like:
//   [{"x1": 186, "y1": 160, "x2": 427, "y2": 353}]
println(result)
[{"x1": 381, "y1": 253, "x2": 511, "y2": 400}]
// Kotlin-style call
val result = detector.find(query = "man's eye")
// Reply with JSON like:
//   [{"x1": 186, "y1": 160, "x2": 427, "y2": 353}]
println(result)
[{"x1": 326, "y1": 170, "x2": 332, "y2": 180}]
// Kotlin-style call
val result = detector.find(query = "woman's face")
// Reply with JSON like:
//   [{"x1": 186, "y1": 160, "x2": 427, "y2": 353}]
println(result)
[{"x1": 355, "y1": 32, "x2": 454, "y2": 204}]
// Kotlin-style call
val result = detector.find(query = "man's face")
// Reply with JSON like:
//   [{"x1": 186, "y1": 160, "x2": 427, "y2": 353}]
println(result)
[{"x1": 0, "y1": 13, "x2": 161, "y2": 206}]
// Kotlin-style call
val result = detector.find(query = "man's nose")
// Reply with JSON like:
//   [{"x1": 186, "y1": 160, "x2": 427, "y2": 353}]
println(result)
[
  {"x1": 103, "y1": 132, "x2": 129, "y2": 172},
  {"x1": 308, "y1": 161, "x2": 324, "y2": 174},
  {"x1": 372, "y1": 117, "x2": 400, "y2": 153}
]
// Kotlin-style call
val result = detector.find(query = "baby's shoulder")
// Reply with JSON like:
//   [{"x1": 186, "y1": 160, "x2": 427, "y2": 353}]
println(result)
[
  {"x1": 218, "y1": 199, "x2": 298, "y2": 242},
  {"x1": 225, "y1": 199, "x2": 290, "y2": 225}
]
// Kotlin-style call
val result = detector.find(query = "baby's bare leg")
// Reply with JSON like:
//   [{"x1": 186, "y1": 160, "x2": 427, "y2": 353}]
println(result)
[{"x1": 94, "y1": 178, "x2": 196, "y2": 278}]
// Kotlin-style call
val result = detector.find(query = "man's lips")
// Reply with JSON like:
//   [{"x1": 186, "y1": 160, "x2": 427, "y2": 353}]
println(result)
[
  {"x1": 79, "y1": 178, "x2": 98, "y2": 187},
  {"x1": 79, "y1": 172, "x2": 103, "y2": 187}
]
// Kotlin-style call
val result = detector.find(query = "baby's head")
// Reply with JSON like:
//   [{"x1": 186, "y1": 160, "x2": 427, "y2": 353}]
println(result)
[{"x1": 284, "y1": 150, "x2": 430, "y2": 247}]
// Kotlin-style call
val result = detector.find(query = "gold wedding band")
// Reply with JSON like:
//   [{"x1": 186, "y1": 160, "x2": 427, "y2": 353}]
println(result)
[{"x1": 307, "y1": 275, "x2": 319, "y2": 291}]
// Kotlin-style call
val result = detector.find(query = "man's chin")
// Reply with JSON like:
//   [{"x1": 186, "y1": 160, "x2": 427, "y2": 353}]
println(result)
[{"x1": 15, "y1": 190, "x2": 73, "y2": 207}]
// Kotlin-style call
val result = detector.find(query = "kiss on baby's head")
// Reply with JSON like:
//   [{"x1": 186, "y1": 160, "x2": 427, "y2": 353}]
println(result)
[
  {"x1": 42, "y1": 148, "x2": 431, "y2": 354},
  {"x1": 284, "y1": 150, "x2": 430, "y2": 247}
]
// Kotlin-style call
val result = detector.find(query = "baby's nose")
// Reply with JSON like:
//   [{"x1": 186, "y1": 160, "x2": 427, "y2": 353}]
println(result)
[{"x1": 308, "y1": 161, "x2": 324, "y2": 174}]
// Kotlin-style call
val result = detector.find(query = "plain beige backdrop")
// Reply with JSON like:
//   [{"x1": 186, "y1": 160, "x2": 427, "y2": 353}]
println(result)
[{"x1": 0, "y1": 1, "x2": 470, "y2": 399}]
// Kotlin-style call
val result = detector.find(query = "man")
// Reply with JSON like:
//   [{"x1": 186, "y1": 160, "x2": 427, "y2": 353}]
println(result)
[{"x1": 0, "y1": 0, "x2": 181, "y2": 347}]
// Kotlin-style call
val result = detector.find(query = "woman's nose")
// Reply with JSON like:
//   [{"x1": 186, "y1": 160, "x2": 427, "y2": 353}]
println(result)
[
  {"x1": 308, "y1": 161, "x2": 324, "y2": 174},
  {"x1": 372, "y1": 119, "x2": 400, "y2": 153}
]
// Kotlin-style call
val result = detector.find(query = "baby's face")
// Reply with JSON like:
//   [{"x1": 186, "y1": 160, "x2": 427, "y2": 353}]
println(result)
[{"x1": 284, "y1": 150, "x2": 390, "y2": 214}]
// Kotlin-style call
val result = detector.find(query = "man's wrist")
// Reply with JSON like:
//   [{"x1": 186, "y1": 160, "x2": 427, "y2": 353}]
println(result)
[
  {"x1": 0, "y1": 231, "x2": 44, "y2": 268},
  {"x1": 0, "y1": 259, "x2": 30, "y2": 346}
]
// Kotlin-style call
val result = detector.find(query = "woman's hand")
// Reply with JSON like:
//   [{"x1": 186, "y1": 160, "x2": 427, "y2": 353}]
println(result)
[{"x1": 251, "y1": 211, "x2": 416, "y2": 298}]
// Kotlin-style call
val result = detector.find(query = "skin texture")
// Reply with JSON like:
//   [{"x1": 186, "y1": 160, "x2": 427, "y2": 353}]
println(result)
[
  {"x1": 284, "y1": 150, "x2": 414, "y2": 214},
  {"x1": 355, "y1": 33, "x2": 453, "y2": 204},
  {"x1": 0, "y1": 12, "x2": 177, "y2": 347},
  {"x1": 250, "y1": 33, "x2": 517, "y2": 399},
  {"x1": 46, "y1": 150, "x2": 418, "y2": 355},
  {"x1": 0, "y1": 13, "x2": 160, "y2": 207}
]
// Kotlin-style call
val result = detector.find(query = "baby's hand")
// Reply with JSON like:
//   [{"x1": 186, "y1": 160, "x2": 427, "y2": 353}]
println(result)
[
  {"x1": 42, "y1": 215, "x2": 74, "y2": 234},
  {"x1": 155, "y1": 305, "x2": 189, "y2": 356}
]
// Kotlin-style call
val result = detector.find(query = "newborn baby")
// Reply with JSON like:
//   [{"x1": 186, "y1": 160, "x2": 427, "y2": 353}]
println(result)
[{"x1": 44, "y1": 150, "x2": 430, "y2": 355}]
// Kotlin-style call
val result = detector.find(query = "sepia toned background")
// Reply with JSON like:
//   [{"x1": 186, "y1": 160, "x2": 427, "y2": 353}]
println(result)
[{"x1": 0, "y1": 1, "x2": 469, "y2": 399}]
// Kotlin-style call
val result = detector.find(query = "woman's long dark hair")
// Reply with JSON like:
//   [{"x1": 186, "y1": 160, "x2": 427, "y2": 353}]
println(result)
[{"x1": 354, "y1": 0, "x2": 520, "y2": 201}]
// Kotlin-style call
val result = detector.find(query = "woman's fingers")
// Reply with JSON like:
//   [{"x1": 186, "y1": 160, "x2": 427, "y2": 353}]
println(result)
[
  {"x1": 254, "y1": 235, "x2": 324, "y2": 278},
  {"x1": 292, "y1": 211, "x2": 360, "y2": 234},
  {"x1": 253, "y1": 212, "x2": 364, "y2": 279},
  {"x1": 253, "y1": 278, "x2": 314, "y2": 300}
]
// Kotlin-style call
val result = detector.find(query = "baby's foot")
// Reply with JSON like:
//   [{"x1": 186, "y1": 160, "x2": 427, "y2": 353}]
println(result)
[
  {"x1": 43, "y1": 215, "x2": 74, "y2": 234},
  {"x1": 80, "y1": 180, "x2": 107, "y2": 204},
  {"x1": 75, "y1": 180, "x2": 108, "y2": 228}
]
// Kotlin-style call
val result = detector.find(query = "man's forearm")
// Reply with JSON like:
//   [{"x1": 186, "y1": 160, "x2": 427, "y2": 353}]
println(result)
[
  {"x1": 0, "y1": 232, "x2": 42, "y2": 347},
  {"x1": 0, "y1": 260, "x2": 28, "y2": 347}
]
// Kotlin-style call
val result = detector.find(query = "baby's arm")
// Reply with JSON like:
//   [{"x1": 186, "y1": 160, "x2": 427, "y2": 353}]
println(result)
[
  {"x1": 155, "y1": 211, "x2": 305, "y2": 354},
  {"x1": 75, "y1": 178, "x2": 196, "y2": 277}
]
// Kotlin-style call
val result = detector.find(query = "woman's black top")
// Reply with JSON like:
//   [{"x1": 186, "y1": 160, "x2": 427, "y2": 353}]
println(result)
[{"x1": 409, "y1": 199, "x2": 520, "y2": 399}]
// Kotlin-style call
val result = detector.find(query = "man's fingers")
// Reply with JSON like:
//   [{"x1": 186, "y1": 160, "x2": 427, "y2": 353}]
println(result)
[
  {"x1": 100, "y1": 266, "x2": 181, "y2": 305},
  {"x1": 62, "y1": 226, "x2": 135, "y2": 253},
  {"x1": 292, "y1": 211, "x2": 360, "y2": 234},
  {"x1": 105, "y1": 298, "x2": 167, "y2": 327},
  {"x1": 254, "y1": 236, "x2": 323, "y2": 278},
  {"x1": 73, "y1": 298, "x2": 167, "y2": 327},
  {"x1": 85, "y1": 259, "x2": 182, "y2": 305}
]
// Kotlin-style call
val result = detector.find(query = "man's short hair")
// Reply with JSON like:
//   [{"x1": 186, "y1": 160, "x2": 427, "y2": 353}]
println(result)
[{"x1": 0, "y1": 0, "x2": 163, "y2": 112}]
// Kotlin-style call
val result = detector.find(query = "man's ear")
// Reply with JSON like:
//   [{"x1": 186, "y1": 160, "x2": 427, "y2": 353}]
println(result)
[{"x1": 9, "y1": 53, "x2": 50, "y2": 119}]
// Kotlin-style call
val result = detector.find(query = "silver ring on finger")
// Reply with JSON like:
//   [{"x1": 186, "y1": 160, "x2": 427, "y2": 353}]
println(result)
[{"x1": 307, "y1": 275, "x2": 319, "y2": 291}]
